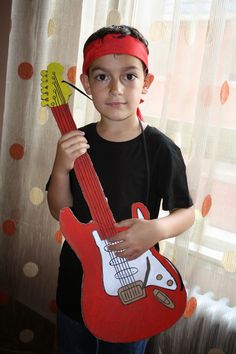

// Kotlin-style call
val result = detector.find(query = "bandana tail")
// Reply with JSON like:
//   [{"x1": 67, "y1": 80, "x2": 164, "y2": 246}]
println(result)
[
  {"x1": 137, "y1": 107, "x2": 144, "y2": 121},
  {"x1": 137, "y1": 98, "x2": 145, "y2": 121}
]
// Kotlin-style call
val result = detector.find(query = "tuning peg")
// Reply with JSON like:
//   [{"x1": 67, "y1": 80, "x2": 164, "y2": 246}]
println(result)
[
  {"x1": 41, "y1": 82, "x2": 48, "y2": 88},
  {"x1": 41, "y1": 76, "x2": 48, "y2": 83},
  {"x1": 41, "y1": 88, "x2": 48, "y2": 94},
  {"x1": 41, "y1": 100, "x2": 48, "y2": 107},
  {"x1": 41, "y1": 93, "x2": 49, "y2": 101},
  {"x1": 40, "y1": 70, "x2": 48, "y2": 77}
]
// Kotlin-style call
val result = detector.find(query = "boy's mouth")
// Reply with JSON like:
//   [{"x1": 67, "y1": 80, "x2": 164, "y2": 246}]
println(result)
[{"x1": 106, "y1": 102, "x2": 126, "y2": 107}]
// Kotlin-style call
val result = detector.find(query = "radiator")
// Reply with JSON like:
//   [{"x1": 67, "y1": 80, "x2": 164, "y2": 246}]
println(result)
[{"x1": 146, "y1": 286, "x2": 236, "y2": 354}]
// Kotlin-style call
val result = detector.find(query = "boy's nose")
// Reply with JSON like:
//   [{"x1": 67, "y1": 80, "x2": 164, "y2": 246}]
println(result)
[{"x1": 109, "y1": 79, "x2": 123, "y2": 95}]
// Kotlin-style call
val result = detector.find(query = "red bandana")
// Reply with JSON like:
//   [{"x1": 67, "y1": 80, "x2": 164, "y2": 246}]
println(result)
[{"x1": 82, "y1": 34, "x2": 148, "y2": 74}]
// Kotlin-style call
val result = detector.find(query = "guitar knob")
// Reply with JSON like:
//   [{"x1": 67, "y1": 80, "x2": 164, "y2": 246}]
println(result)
[
  {"x1": 156, "y1": 274, "x2": 163, "y2": 280},
  {"x1": 167, "y1": 280, "x2": 174, "y2": 287}
]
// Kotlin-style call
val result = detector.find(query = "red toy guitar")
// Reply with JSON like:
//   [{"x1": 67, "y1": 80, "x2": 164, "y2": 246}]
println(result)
[{"x1": 41, "y1": 63, "x2": 187, "y2": 342}]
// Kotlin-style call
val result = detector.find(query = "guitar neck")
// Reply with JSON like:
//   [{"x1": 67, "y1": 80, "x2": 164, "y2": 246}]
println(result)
[{"x1": 51, "y1": 104, "x2": 117, "y2": 239}]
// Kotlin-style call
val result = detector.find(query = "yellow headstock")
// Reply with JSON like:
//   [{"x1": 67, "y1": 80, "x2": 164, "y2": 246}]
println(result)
[{"x1": 40, "y1": 62, "x2": 72, "y2": 107}]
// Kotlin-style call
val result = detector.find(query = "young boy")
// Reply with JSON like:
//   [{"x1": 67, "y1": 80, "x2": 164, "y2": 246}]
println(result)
[{"x1": 47, "y1": 25, "x2": 195, "y2": 354}]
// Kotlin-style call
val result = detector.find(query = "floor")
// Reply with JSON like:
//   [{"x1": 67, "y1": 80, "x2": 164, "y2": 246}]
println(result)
[
  {"x1": 0, "y1": 299, "x2": 56, "y2": 354},
  {"x1": 0, "y1": 299, "x2": 160, "y2": 354}
]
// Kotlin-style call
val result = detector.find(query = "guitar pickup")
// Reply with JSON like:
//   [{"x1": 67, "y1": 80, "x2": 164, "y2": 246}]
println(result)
[{"x1": 118, "y1": 280, "x2": 146, "y2": 305}]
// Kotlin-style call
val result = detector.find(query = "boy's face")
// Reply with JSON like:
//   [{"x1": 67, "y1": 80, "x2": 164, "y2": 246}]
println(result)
[{"x1": 80, "y1": 54, "x2": 153, "y2": 123}]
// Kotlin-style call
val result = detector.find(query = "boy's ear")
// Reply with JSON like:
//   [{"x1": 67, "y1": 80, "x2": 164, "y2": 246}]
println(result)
[
  {"x1": 142, "y1": 73, "x2": 154, "y2": 94},
  {"x1": 80, "y1": 74, "x2": 92, "y2": 95}
]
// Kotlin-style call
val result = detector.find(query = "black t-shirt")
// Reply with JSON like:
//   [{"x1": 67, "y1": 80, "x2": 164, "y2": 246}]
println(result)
[{"x1": 56, "y1": 123, "x2": 193, "y2": 322}]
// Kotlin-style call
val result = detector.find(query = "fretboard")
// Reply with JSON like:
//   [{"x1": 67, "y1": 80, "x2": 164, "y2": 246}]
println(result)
[{"x1": 51, "y1": 104, "x2": 117, "y2": 239}]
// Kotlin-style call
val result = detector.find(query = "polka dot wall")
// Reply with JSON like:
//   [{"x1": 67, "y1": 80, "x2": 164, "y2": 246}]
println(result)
[
  {"x1": 158, "y1": 70, "x2": 235, "y2": 354},
  {"x1": 1, "y1": 2, "x2": 236, "y2": 353},
  {"x1": 1, "y1": 63, "x2": 75, "y2": 251},
  {"x1": 0, "y1": 10, "x2": 80, "y2": 349}
]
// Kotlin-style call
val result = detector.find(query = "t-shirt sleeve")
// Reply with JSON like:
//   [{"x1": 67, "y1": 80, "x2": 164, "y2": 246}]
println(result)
[{"x1": 160, "y1": 143, "x2": 193, "y2": 211}]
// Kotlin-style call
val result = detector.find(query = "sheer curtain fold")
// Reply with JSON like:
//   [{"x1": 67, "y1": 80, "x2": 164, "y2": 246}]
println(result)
[
  {"x1": 0, "y1": 0, "x2": 236, "y2": 353},
  {"x1": 188, "y1": 0, "x2": 229, "y2": 199},
  {"x1": 0, "y1": 0, "x2": 87, "y2": 322}
]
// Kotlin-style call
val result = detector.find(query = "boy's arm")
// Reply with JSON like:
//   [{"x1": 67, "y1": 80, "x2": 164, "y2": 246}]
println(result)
[
  {"x1": 47, "y1": 172, "x2": 72, "y2": 220},
  {"x1": 153, "y1": 206, "x2": 195, "y2": 241},
  {"x1": 108, "y1": 206, "x2": 195, "y2": 260},
  {"x1": 47, "y1": 130, "x2": 89, "y2": 220}
]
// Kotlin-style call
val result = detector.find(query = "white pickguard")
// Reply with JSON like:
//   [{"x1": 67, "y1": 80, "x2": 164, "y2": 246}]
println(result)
[{"x1": 92, "y1": 208, "x2": 177, "y2": 296}]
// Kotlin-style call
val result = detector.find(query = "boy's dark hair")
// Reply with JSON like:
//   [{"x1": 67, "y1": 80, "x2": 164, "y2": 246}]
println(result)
[{"x1": 84, "y1": 25, "x2": 149, "y2": 54}]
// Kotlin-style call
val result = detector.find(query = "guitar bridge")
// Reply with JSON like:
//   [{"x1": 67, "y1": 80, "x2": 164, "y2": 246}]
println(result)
[{"x1": 118, "y1": 280, "x2": 146, "y2": 305}]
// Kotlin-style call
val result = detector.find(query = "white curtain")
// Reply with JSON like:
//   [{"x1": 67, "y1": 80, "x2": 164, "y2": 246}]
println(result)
[{"x1": 0, "y1": 0, "x2": 235, "y2": 353}]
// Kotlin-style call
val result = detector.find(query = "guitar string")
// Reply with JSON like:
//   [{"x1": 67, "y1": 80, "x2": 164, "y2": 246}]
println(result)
[
  {"x1": 57, "y1": 105, "x2": 138, "y2": 293},
  {"x1": 51, "y1": 88, "x2": 133, "y2": 291},
  {"x1": 78, "y1": 155, "x2": 141, "y2": 299},
  {"x1": 68, "y1": 116, "x2": 139, "y2": 292},
  {"x1": 74, "y1": 153, "x2": 117, "y2": 240},
  {"x1": 53, "y1": 77, "x2": 140, "y2": 297},
  {"x1": 53, "y1": 74, "x2": 119, "y2": 238},
  {"x1": 59, "y1": 109, "x2": 140, "y2": 298},
  {"x1": 78, "y1": 152, "x2": 138, "y2": 294},
  {"x1": 78, "y1": 155, "x2": 115, "y2": 235},
  {"x1": 76, "y1": 149, "x2": 136, "y2": 289},
  {"x1": 53, "y1": 80, "x2": 139, "y2": 296},
  {"x1": 57, "y1": 96, "x2": 140, "y2": 298}
]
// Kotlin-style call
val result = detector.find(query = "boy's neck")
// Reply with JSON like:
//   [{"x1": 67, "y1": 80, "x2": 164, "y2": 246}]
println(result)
[{"x1": 96, "y1": 117, "x2": 147, "y2": 142}]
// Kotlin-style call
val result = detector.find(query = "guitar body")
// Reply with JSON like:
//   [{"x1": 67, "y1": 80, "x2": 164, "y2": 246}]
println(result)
[
  {"x1": 60, "y1": 202, "x2": 186, "y2": 342},
  {"x1": 41, "y1": 63, "x2": 187, "y2": 342}
]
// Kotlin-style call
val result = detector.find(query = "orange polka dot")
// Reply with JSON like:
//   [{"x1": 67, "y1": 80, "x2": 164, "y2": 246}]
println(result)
[
  {"x1": 55, "y1": 229, "x2": 63, "y2": 244},
  {"x1": 0, "y1": 291, "x2": 10, "y2": 305},
  {"x1": 183, "y1": 297, "x2": 197, "y2": 318},
  {"x1": 201, "y1": 194, "x2": 212, "y2": 217},
  {"x1": 50, "y1": 299, "x2": 57, "y2": 313},
  {"x1": 220, "y1": 81, "x2": 229, "y2": 104},
  {"x1": 9, "y1": 143, "x2": 24, "y2": 160},
  {"x1": 67, "y1": 66, "x2": 76, "y2": 84},
  {"x1": 18, "y1": 62, "x2": 33, "y2": 80},
  {"x1": 2, "y1": 219, "x2": 16, "y2": 236}
]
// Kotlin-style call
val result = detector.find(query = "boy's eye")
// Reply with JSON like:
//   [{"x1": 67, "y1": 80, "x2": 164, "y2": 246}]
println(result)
[
  {"x1": 124, "y1": 74, "x2": 136, "y2": 81},
  {"x1": 96, "y1": 74, "x2": 108, "y2": 81}
]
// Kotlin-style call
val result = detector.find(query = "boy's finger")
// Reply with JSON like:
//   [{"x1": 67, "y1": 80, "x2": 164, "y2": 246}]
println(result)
[
  {"x1": 108, "y1": 240, "x2": 127, "y2": 252},
  {"x1": 60, "y1": 130, "x2": 85, "y2": 142},
  {"x1": 115, "y1": 219, "x2": 134, "y2": 227}
]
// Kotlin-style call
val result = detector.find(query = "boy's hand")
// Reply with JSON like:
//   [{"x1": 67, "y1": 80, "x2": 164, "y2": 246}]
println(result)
[
  {"x1": 108, "y1": 207, "x2": 195, "y2": 260},
  {"x1": 108, "y1": 219, "x2": 161, "y2": 261},
  {"x1": 53, "y1": 130, "x2": 90, "y2": 175}
]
